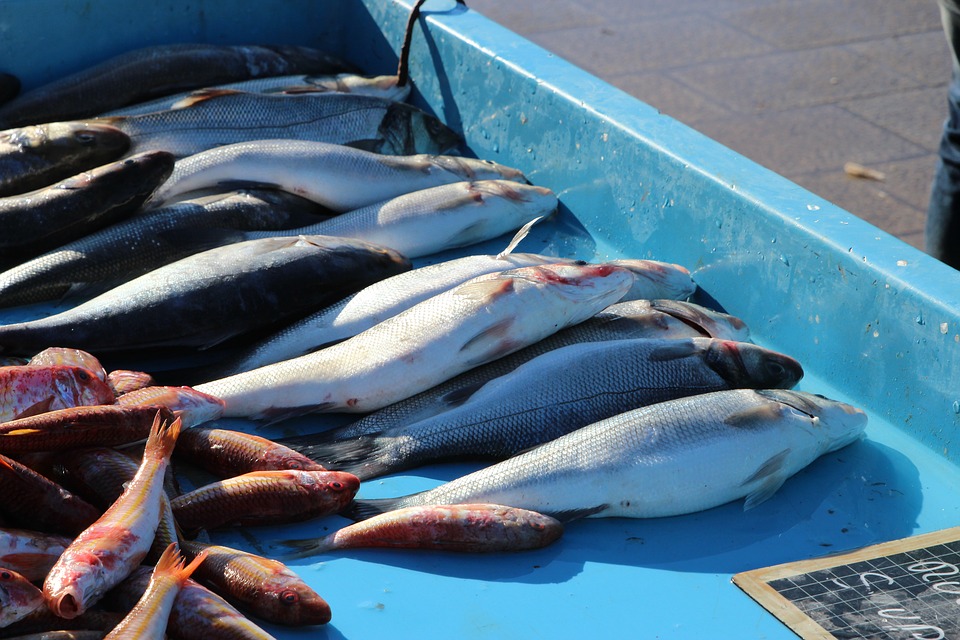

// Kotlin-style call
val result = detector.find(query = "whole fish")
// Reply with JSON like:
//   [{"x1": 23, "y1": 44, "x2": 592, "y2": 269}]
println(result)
[
  {"x1": 27, "y1": 349, "x2": 106, "y2": 383},
  {"x1": 203, "y1": 251, "x2": 577, "y2": 379},
  {"x1": 170, "y1": 469, "x2": 360, "y2": 531},
  {"x1": 281, "y1": 298, "x2": 751, "y2": 445},
  {"x1": 108, "y1": 565, "x2": 278, "y2": 640},
  {"x1": 194, "y1": 262, "x2": 636, "y2": 421},
  {"x1": 146, "y1": 139, "x2": 527, "y2": 211},
  {"x1": 180, "y1": 538, "x2": 331, "y2": 626},
  {"x1": 0, "y1": 365, "x2": 115, "y2": 423},
  {"x1": 0, "y1": 235, "x2": 411, "y2": 356},
  {"x1": 0, "y1": 188, "x2": 331, "y2": 308},
  {"x1": 278, "y1": 504, "x2": 563, "y2": 557},
  {"x1": 0, "y1": 150, "x2": 174, "y2": 264},
  {"x1": 96, "y1": 91, "x2": 459, "y2": 158},
  {"x1": 0, "y1": 405, "x2": 174, "y2": 453},
  {"x1": 50, "y1": 447, "x2": 178, "y2": 564},
  {"x1": 102, "y1": 73, "x2": 409, "y2": 116},
  {"x1": 0, "y1": 568, "x2": 45, "y2": 628},
  {"x1": 0, "y1": 122, "x2": 129, "y2": 197},
  {"x1": 174, "y1": 427, "x2": 326, "y2": 478},
  {"x1": 347, "y1": 389, "x2": 868, "y2": 522},
  {"x1": 0, "y1": 454, "x2": 100, "y2": 536},
  {"x1": 241, "y1": 179, "x2": 557, "y2": 259},
  {"x1": 303, "y1": 337, "x2": 803, "y2": 479},
  {"x1": 102, "y1": 543, "x2": 207, "y2": 640},
  {"x1": 43, "y1": 415, "x2": 181, "y2": 618},
  {"x1": 0, "y1": 43, "x2": 355, "y2": 128},
  {"x1": 0, "y1": 526, "x2": 71, "y2": 581},
  {"x1": 115, "y1": 386, "x2": 224, "y2": 428}
]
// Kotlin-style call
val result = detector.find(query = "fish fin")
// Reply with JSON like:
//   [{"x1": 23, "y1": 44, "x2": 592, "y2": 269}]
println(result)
[
  {"x1": 549, "y1": 505, "x2": 608, "y2": 523},
  {"x1": 272, "y1": 536, "x2": 335, "y2": 559},
  {"x1": 741, "y1": 448, "x2": 792, "y2": 510},
  {"x1": 723, "y1": 403, "x2": 786, "y2": 430},
  {"x1": 437, "y1": 381, "x2": 486, "y2": 408},
  {"x1": 251, "y1": 403, "x2": 337, "y2": 425},
  {"x1": 12, "y1": 397, "x2": 54, "y2": 420},
  {"x1": 279, "y1": 436, "x2": 386, "y2": 479},
  {"x1": 496, "y1": 215, "x2": 543, "y2": 259},
  {"x1": 454, "y1": 276, "x2": 515, "y2": 301},
  {"x1": 646, "y1": 339, "x2": 699, "y2": 362},
  {"x1": 458, "y1": 318, "x2": 517, "y2": 367},
  {"x1": 144, "y1": 412, "x2": 182, "y2": 461},
  {"x1": 213, "y1": 179, "x2": 286, "y2": 193},
  {"x1": 169, "y1": 88, "x2": 246, "y2": 109},
  {"x1": 344, "y1": 139, "x2": 385, "y2": 153},
  {"x1": 344, "y1": 497, "x2": 410, "y2": 521}
]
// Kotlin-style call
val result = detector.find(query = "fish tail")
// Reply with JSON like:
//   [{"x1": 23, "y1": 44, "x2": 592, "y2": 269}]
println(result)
[
  {"x1": 273, "y1": 535, "x2": 335, "y2": 559},
  {"x1": 289, "y1": 436, "x2": 388, "y2": 479},
  {"x1": 154, "y1": 542, "x2": 208, "y2": 583},
  {"x1": 343, "y1": 497, "x2": 405, "y2": 521},
  {"x1": 144, "y1": 412, "x2": 182, "y2": 461}
]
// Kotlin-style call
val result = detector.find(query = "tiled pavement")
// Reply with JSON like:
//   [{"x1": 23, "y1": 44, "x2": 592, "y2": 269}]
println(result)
[{"x1": 468, "y1": 0, "x2": 950, "y2": 251}]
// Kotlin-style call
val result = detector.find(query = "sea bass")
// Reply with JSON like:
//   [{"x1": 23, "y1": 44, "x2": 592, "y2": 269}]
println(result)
[
  {"x1": 0, "y1": 121, "x2": 129, "y2": 196},
  {"x1": 0, "y1": 188, "x2": 331, "y2": 308},
  {"x1": 303, "y1": 337, "x2": 804, "y2": 479},
  {"x1": 347, "y1": 389, "x2": 867, "y2": 521},
  {"x1": 0, "y1": 235, "x2": 410, "y2": 355},
  {"x1": 0, "y1": 150, "x2": 174, "y2": 264},
  {"x1": 281, "y1": 298, "x2": 751, "y2": 445},
  {"x1": 146, "y1": 139, "x2": 527, "y2": 211},
  {"x1": 98, "y1": 91, "x2": 459, "y2": 158},
  {"x1": 0, "y1": 43, "x2": 355, "y2": 128},
  {"x1": 194, "y1": 262, "x2": 636, "y2": 421},
  {"x1": 278, "y1": 504, "x2": 563, "y2": 557},
  {"x1": 43, "y1": 414, "x2": 181, "y2": 618}
]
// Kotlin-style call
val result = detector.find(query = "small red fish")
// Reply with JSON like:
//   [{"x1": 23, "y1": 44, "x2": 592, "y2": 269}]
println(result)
[
  {"x1": 0, "y1": 405, "x2": 175, "y2": 453},
  {"x1": 0, "y1": 526, "x2": 71, "y2": 581},
  {"x1": 0, "y1": 453, "x2": 101, "y2": 536},
  {"x1": 278, "y1": 503, "x2": 564, "y2": 556},
  {"x1": 0, "y1": 566, "x2": 46, "y2": 628},
  {"x1": 170, "y1": 469, "x2": 359, "y2": 531},
  {"x1": 116, "y1": 385, "x2": 224, "y2": 427},
  {"x1": 0, "y1": 364, "x2": 115, "y2": 423},
  {"x1": 175, "y1": 426, "x2": 326, "y2": 478}
]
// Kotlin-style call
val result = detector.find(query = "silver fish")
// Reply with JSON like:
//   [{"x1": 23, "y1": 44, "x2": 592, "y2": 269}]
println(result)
[
  {"x1": 347, "y1": 389, "x2": 868, "y2": 521},
  {"x1": 102, "y1": 73, "x2": 409, "y2": 116},
  {"x1": 0, "y1": 235, "x2": 410, "y2": 356},
  {"x1": 146, "y1": 139, "x2": 527, "y2": 211},
  {"x1": 0, "y1": 43, "x2": 355, "y2": 128},
  {"x1": 0, "y1": 188, "x2": 331, "y2": 308},
  {"x1": 300, "y1": 337, "x2": 804, "y2": 479},
  {"x1": 0, "y1": 150, "x2": 174, "y2": 265},
  {"x1": 281, "y1": 298, "x2": 751, "y2": 444},
  {"x1": 194, "y1": 262, "x2": 636, "y2": 421},
  {"x1": 0, "y1": 121, "x2": 130, "y2": 196},
  {"x1": 97, "y1": 91, "x2": 459, "y2": 158}
]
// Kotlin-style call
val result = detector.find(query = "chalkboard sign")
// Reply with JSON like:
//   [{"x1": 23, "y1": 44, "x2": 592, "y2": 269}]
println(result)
[{"x1": 733, "y1": 527, "x2": 960, "y2": 640}]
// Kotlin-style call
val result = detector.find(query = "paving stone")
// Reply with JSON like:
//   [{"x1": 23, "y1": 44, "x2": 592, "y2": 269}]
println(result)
[
  {"x1": 692, "y1": 105, "x2": 927, "y2": 176},
  {"x1": 466, "y1": 0, "x2": 604, "y2": 34},
  {"x1": 670, "y1": 47, "x2": 928, "y2": 114},
  {"x1": 720, "y1": 0, "x2": 942, "y2": 51},
  {"x1": 841, "y1": 86, "x2": 948, "y2": 151},
  {"x1": 846, "y1": 31, "x2": 951, "y2": 87},
  {"x1": 606, "y1": 71, "x2": 734, "y2": 123}
]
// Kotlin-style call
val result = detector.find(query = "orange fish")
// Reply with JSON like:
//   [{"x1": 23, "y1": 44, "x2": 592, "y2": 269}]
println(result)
[
  {"x1": 43, "y1": 414, "x2": 181, "y2": 618},
  {"x1": 0, "y1": 364, "x2": 115, "y2": 423},
  {"x1": 175, "y1": 426, "x2": 326, "y2": 478},
  {"x1": 0, "y1": 566, "x2": 45, "y2": 628},
  {"x1": 103, "y1": 543, "x2": 207, "y2": 640},
  {"x1": 0, "y1": 526, "x2": 71, "y2": 581},
  {"x1": 116, "y1": 385, "x2": 224, "y2": 427}
]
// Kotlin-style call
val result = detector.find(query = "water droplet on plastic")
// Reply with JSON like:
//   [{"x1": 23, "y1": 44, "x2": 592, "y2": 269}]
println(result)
[{"x1": 807, "y1": 204, "x2": 820, "y2": 211}]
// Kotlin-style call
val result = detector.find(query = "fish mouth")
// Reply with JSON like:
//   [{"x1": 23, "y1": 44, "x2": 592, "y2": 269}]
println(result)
[{"x1": 49, "y1": 589, "x2": 83, "y2": 619}]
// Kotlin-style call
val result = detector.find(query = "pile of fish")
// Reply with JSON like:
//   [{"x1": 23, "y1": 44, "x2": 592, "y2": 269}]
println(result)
[{"x1": 0, "y1": 24, "x2": 869, "y2": 639}]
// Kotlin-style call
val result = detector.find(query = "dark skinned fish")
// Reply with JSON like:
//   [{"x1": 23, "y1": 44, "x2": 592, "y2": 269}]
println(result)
[
  {"x1": 303, "y1": 337, "x2": 803, "y2": 480},
  {"x1": 0, "y1": 43, "x2": 356, "y2": 128},
  {"x1": 0, "y1": 188, "x2": 332, "y2": 308},
  {"x1": 0, "y1": 121, "x2": 130, "y2": 196},
  {"x1": 0, "y1": 235, "x2": 410, "y2": 356},
  {"x1": 97, "y1": 91, "x2": 460, "y2": 157},
  {"x1": 280, "y1": 299, "x2": 751, "y2": 447},
  {"x1": 0, "y1": 150, "x2": 174, "y2": 266}
]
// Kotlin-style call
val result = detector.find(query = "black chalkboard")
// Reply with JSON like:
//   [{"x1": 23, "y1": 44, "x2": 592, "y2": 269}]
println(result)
[{"x1": 734, "y1": 526, "x2": 960, "y2": 640}]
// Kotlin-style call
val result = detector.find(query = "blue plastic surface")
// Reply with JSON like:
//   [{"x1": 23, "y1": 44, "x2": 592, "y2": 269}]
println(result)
[{"x1": 2, "y1": 1, "x2": 960, "y2": 638}]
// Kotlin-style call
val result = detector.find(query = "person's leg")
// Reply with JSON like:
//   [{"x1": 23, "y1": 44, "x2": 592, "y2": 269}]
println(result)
[{"x1": 927, "y1": 0, "x2": 960, "y2": 268}]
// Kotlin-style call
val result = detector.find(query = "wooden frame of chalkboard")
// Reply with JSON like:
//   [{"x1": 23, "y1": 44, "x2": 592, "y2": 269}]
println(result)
[{"x1": 733, "y1": 526, "x2": 960, "y2": 639}]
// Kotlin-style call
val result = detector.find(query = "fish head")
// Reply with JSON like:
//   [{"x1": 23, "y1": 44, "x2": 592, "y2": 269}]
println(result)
[
  {"x1": 609, "y1": 259, "x2": 696, "y2": 301},
  {"x1": 3, "y1": 121, "x2": 129, "y2": 160},
  {"x1": 30, "y1": 347, "x2": 107, "y2": 382},
  {"x1": 42, "y1": 549, "x2": 107, "y2": 619},
  {"x1": 506, "y1": 262, "x2": 636, "y2": 310},
  {"x1": 647, "y1": 299, "x2": 751, "y2": 341},
  {"x1": 304, "y1": 471, "x2": 361, "y2": 509},
  {"x1": 466, "y1": 180, "x2": 558, "y2": 218},
  {"x1": 259, "y1": 573, "x2": 332, "y2": 625},
  {"x1": 427, "y1": 155, "x2": 529, "y2": 184},
  {"x1": 706, "y1": 339, "x2": 804, "y2": 389},
  {"x1": 757, "y1": 389, "x2": 868, "y2": 452},
  {"x1": 53, "y1": 365, "x2": 116, "y2": 408},
  {"x1": 0, "y1": 567, "x2": 44, "y2": 626}
]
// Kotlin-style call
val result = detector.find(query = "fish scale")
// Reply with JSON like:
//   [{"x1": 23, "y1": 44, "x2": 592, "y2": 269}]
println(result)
[{"x1": 347, "y1": 389, "x2": 868, "y2": 522}]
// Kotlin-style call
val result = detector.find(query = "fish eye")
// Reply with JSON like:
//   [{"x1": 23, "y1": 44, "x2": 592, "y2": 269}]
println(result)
[
  {"x1": 75, "y1": 369, "x2": 91, "y2": 381},
  {"x1": 529, "y1": 521, "x2": 546, "y2": 531},
  {"x1": 0, "y1": 570, "x2": 12, "y2": 580},
  {"x1": 74, "y1": 130, "x2": 97, "y2": 144},
  {"x1": 279, "y1": 589, "x2": 300, "y2": 606},
  {"x1": 766, "y1": 361, "x2": 786, "y2": 376},
  {"x1": 330, "y1": 481, "x2": 344, "y2": 490}
]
